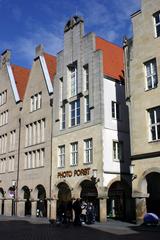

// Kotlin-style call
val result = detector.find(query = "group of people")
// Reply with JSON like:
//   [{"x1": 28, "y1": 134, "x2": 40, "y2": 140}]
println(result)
[{"x1": 57, "y1": 198, "x2": 95, "y2": 226}]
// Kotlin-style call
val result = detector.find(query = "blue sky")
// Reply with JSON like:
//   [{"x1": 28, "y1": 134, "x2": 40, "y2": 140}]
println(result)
[{"x1": 0, "y1": 0, "x2": 141, "y2": 68}]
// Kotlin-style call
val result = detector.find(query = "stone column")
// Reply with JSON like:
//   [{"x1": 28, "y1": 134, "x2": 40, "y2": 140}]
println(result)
[
  {"x1": 0, "y1": 199, "x2": 2, "y2": 215},
  {"x1": 4, "y1": 199, "x2": 12, "y2": 216},
  {"x1": 17, "y1": 201, "x2": 25, "y2": 217},
  {"x1": 99, "y1": 198, "x2": 107, "y2": 222},
  {"x1": 50, "y1": 200, "x2": 57, "y2": 220},
  {"x1": 31, "y1": 201, "x2": 37, "y2": 217},
  {"x1": 135, "y1": 198, "x2": 147, "y2": 223}
]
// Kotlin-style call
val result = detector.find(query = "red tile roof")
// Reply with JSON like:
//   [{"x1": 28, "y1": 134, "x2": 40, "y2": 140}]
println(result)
[
  {"x1": 96, "y1": 37, "x2": 124, "y2": 81},
  {"x1": 11, "y1": 64, "x2": 30, "y2": 100},
  {"x1": 44, "y1": 53, "x2": 56, "y2": 81}
]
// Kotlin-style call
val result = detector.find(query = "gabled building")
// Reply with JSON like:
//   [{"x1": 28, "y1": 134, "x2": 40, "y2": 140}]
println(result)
[
  {"x1": 51, "y1": 16, "x2": 131, "y2": 222},
  {"x1": 0, "y1": 16, "x2": 131, "y2": 222},
  {"x1": 0, "y1": 50, "x2": 29, "y2": 215},
  {"x1": 0, "y1": 46, "x2": 57, "y2": 218},
  {"x1": 17, "y1": 45, "x2": 56, "y2": 217},
  {"x1": 124, "y1": 0, "x2": 160, "y2": 222}
]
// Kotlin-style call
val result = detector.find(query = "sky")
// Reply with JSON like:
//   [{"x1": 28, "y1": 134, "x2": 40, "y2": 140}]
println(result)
[{"x1": 0, "y1": 0, "x2": 141, "y2": 68}]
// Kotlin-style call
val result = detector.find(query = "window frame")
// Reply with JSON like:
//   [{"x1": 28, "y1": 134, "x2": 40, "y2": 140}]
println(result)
[
  {"x1": 84, "y1": 138, "x2": 93, "y2": 164},
  {"x1": 113, "y1": 140, "x2": 123, "y2": 162},
  {"x1": 70, "y1": 99, "x2": 80, "y2": 127},
  {"x1": 58, "y1": 145, "x2": 65, "y2": 168},
  {"x1": 148, "y1": 107, "x2": 160, "y2": 141},
  {"x1": 111, "y1": 101, "x2": 120, "y2": 120},
  {"x1": 144, "y1": 59, "x2": 158, "y2": 90},
  {"x1": 153, "y1": 11, "x2": 160, "y2": 38},
  {"x1": 83, "y1": 64, "x2": 89, "y2": 91},
  {"x1": 84, "y1": 96, "x2": 91, "y2": 122},
  {"x1": 70, "y1": 142, "x2": 78, "y2": 166}
]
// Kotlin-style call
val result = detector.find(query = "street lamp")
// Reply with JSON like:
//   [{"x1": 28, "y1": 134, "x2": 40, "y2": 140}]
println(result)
[
  {"x1": 91, "y1": 169, "x2": 100, "y2": 184},
  {"x1": 129, "y1": 165, "x2": 137, "y2": 181}
]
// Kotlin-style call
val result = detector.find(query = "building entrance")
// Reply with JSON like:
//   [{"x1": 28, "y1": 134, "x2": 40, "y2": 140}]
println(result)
[
  {"x1": 36, "y1": 185, "x2": 47, "y2": 217},
  {"x1": 0, "y1": 188, "x2": 4, "y2": 215},
  {"x1": 57, "y1": 182, "x2": 72, "y2": 221},
  {"x1": 107, "y1": 181, "x2": 127, "y2": 220},
  {"x1": 22, "y1": 186, "x2": 31, "y2": 216},
  {"x1": 146, "y1": 172, "x2": 160, "y2": 217},
  {"x1": 80, "y1": 180, "x2": 99, "y2": 221}
]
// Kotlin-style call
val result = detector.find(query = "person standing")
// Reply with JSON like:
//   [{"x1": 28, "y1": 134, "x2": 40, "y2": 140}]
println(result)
[{"x1": 72, "y1": 198, "x2": 82, "y2": 226}]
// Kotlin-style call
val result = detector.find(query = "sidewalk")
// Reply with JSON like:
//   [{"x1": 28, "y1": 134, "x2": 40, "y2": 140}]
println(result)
[
  {"x1": 0, "y1": 215, "x2": 160, "y2": 234},
  {"x1": 0, "y1": 215, "x2": 50, "y2": 224},
  {"x1": 85, "y1": 219, "x2": 160, "y2": 235}
]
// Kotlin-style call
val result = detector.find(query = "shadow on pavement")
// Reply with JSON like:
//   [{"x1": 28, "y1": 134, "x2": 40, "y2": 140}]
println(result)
[{"x1": 0, "y1": 218, "x2": 160, "y2": 240}]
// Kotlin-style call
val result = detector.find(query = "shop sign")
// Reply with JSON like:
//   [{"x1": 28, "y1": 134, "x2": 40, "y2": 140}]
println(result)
[{"x1": 57, "y1": 167, "x2": 90, "y2": 178}]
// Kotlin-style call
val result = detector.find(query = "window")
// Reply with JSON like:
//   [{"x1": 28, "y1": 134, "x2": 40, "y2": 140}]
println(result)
[
  {"x1": 148, "y1": 107, "x2": 160, "y2": 141},
  {"x1": 70, "y1": 99, "x2": 80, "y2": 126},
  {"x1": 145, "y1": 59, "x2": 158, "y2": 89},
  {"x1": 112, "y1": 101, "x2": 120, "y2": 120},
  {"x1": 84, "y1": 139, "x2": 93, "y2": 164},
  {"x1": 0, "y1": 158, "x2": 6, "y2": 173},
  {"x1": 25, "y1": 119, "x2": 45, "y2": 147},
  {"x1": 84, "y1": 96, "x2": 91, "y2": 122},
  {"x1": 60, "y1": 105, "x2": 65, "y2": 130},
  {"x1": 8, "y1": 156, "x2": 15, "y2": 172},
  {"x1": 24, "y1": 148, "x2": 44, "y2": 169},
  {"x1": 0, "y1": 134, "x2": 7, "y2": 154},
  {"x1": 59, "y1": 78, "x2": 63, "y2": 102},
  {"x1": 68, "y1": 62, "x2": 78, "y2": 97},
  {"x1": 0, "y1": 90, "x2": 7, "y2": 106},
  {"x1": 83, "y1": 64, "x2": 89, "y2": 91},
  {"x1": 30, "y1": 92, "x2": 42, "y2": 112},
  {"x1": 154, "y1": 11, "x2": 160, "y2": 37},
  {"x1": 0, "y1": 110, "x2": 8, "y2": 126},
  {"x1": 70, "y1": 142, "x2": 78, "y2": 166},
  {"x1": 9, "y1": 130, "x2": 16, "y2": 151},
  {"x1": 58, "y1": 145, "x2": 65, "y2": 168},
  {"x1": 113, "y1": 141, "x2": 123, "y2": 161}
]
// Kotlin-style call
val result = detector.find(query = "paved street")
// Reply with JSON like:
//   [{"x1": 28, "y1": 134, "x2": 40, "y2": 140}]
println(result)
[{"x1": 0, "y1": 217, "x2": 160, "y2": 240}]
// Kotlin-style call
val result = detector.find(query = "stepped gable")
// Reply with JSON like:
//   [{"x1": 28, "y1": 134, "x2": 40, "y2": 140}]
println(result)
[
  {"x1": 11, "y1": 64, "x2": 30, "y2": 100},
  {"x1": 96, "y1": 36, "x2": 124, "y2": 81}
]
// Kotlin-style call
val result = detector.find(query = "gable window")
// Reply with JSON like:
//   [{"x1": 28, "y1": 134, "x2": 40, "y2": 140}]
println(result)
[
  {"x1": 0, "y1": 158, "x2": 6, "y2": 173},
  {"x1": 0, "y1": 90, "x2": 7, "y2": 106},
  {"x1": 0, "y1": 110, "x2": 8, "y2": 126},
  {"x1": 144, "y1": 59, "x2": 158, "y2": 90},
  {"x1": 84, "y1": 138, "x2": 93, "y2": 164},
  {"x1": 30, "y1": 92, "x2": 42, "y2": 112},
  {"x1": 153, "y1": 11, "x2": 160, "y2": 38},
  {"x1": 112, "y1": 101, "x2": 120, "y2": 120},
  {"x1": 68, "y1": 62, "x2": 78, "y2": 97},
  {"x1": 8, "y1": 156, "x2": 15, "y2": 172},
  {"x1": 70, "y1": 142, "x2": 78, "y2": 166},
  {"x1": 60, "y1": 105, "x2": 65, "y2": 130},
  {"x1": 58, "y1": 145, "x2": 65, "y2": 168},
  {"x1": 59, "y1": 78, "x2": 63, "y2": 102},
  {"x1": 83, "y1": 64, "x2": 89, "y2": 91},
  {"x1": 70, "y1": 99, "x2": 80, "y2": 126},
  {"x1": 24, "y1": 148, "x2": 44, "y2": 169},
  {"x1": 9, "y1": 130, "x2": 16, "y2": 151},
  {"x1": 148, "y1": 107, "x2": 160, "y2": 141},
  {"x1": 84, "y1": 96, "x2": 91, "y2": 122},
  {"x1": 113, "y1": 141, "x2": 123, "y2": 161}
]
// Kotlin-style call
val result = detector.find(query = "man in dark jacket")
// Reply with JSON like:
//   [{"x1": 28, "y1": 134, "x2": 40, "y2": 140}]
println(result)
[{"x1": 72, "y1": 198, "x2": 82, "y2": 226}]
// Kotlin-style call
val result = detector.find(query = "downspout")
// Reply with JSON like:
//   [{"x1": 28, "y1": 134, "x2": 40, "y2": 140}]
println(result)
[
  {"x1": 49, "y1": 97, "x2": 53, "y2": 219},
  {"x1": 15, "y1": 117, "x2": 21, "y2": 215}
]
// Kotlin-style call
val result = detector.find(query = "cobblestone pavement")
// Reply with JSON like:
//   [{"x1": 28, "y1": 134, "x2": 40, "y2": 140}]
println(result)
[{"x1": 0, "y1": 217, "x2": 160, "y2": 240}]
